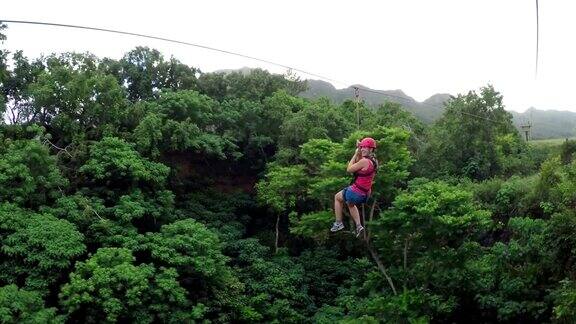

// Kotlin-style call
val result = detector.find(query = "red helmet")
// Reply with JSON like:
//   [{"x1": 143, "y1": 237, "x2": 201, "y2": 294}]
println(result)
[{"x1": 359, "y1": 137, "x2": 377, "y2": 149}]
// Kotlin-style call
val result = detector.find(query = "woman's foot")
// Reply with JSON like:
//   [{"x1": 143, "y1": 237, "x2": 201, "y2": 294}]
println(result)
[
  {"x1": 355, "y1": 225, "x2": 364, "y2": 237},
  {"x1": 330, "y1": 221, "x2": 344, "y2": 232}
]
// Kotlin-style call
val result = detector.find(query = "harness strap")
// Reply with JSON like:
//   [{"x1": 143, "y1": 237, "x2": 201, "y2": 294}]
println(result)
[{"x1": 351, "y1": 157, "x2": 378, "y2": 194}]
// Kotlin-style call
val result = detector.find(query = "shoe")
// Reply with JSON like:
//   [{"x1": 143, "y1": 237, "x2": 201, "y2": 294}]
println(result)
[
  {"x1": 355, "y1": 225, "x2": 364, "y2": 238},
  {"x1": 330, "y1": 222, "x2": 344, "y2": 232}
]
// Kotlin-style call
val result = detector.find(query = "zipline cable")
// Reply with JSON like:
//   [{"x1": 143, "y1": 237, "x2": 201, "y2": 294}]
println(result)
[
  {"x1": 0, "y1": 19, "x2": 513, "y2": 125},
  {"x1": 0, "y1": 19, "x2": 345, "y2": 86}
]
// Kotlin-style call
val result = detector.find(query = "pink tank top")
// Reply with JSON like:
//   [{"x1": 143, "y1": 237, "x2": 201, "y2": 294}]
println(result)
[{"x1": 350, "y1": 158, "x2": 375, "y2": 195}]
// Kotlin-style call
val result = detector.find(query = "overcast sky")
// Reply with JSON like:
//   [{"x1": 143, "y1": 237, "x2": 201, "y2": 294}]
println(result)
[{"x1": 2, "y1": 0, "x2": 575, "y2": 112}]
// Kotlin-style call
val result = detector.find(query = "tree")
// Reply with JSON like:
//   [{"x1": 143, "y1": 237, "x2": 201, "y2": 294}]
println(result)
[
  {"x1": 560, "y1": 139, "x2": 576, "y2": 165},
  {"x1": 0, "y1": 22, "x2": 6, "y2": 42},
  {"x1": 2, "y1": 51, "x2": 45, "y2": 125},
  {"x1": 145, "y1": 219, "x2": 246, "y2": 321},
  {"x1": 118, "y1": 47, "x2": 199, "y2": 101},
  {"x1": 0, "y1": 203, "x2": 85, "y2": 294},
  {"x1": 59, "y1": 247, "x2": 193, "y2": 323},
  {"x1": 0, "y1": 138, "x2": 68, "y2": 208},
  {"x1": 119, "y1": 47, "x2": 164, "y2": 101},
  {"x1": 256, "y1": 165, "x2": 308, "y2": 253},
  {"x1": 0, "y1": 284, "x2": 63, "y2": 324},
  {"x1": 198, "y1": 68, "x2": 307, "y2": 102},
  {"x1": 132, "y1": 90, "x2": 239, "y2": 159},
  {"x1": 279, "y1": 100, "x2": 352, "y2": 152},
  {"x1": 313, "y1": 180, "x2": 492, "y2": 322},
  {"x1": 28, "y1": 53, "x2": 127, "y2": 143},
  {"x1": 79, "y1": 136, "x2": 170, "y2": 190},
  {"x1": 471, "y1": 217, "x2": 553, "y2": 321},
  {"x1": 227, "y1": 239, "x2": 315, "y2": 322},
  {"x1": 0, "y1": 22, "x2": 7, "y2": 120},
  {"x1": 422, "y1": 85, "x2": 520, "y2": 180}
]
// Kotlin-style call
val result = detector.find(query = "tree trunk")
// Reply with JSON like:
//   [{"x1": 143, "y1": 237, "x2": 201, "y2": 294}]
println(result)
[
  {"x1": 364, "y1": 199, "x2": 397, "y2": 295},
  {"x1": 275, "y1": 214, "x2": 280, "y2": 254},
  {"x1": 403, "y1": 237, "x2": 410, "y2": 270},
  {"x1": 366, "y1": 239, "x2": 397, "y2": 295}
]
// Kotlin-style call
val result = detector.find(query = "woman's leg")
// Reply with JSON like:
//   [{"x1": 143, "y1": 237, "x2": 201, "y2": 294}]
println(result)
[
  {"x1": 347, "y1": 202, "x2": 362, "y2": 227},
  {"x1": 334, "y1": 190, "x2": 344, "y2": 222}
]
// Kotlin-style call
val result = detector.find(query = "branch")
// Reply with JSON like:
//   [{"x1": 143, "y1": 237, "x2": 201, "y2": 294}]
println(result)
[
  {"x1": 43, "y1": 139, "x2": 73, "y2": 158},
  {"x1": 366, "y1": 239, "x2": 397, "y2": 295},
  {"x1": 403, "y1": 237, "x2": 410, "y2": 271},
  {"x1": 363, "y1": 199, "x2": 397, "y2": 295},
  {"x1": 275, "y1": 214, "x2": 280, "y2": 254},
  {"x1": 366, "y1": 199, "x2": 377, "y2": 241},
  {"x1": 90, "y1": 207, "x2": 104, "y2": 221}
]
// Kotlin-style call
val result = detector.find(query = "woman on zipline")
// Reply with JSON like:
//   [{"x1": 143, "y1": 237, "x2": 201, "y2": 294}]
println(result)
[{"x1": 330, "y1": 137, "x2": 378, "y2": 237}]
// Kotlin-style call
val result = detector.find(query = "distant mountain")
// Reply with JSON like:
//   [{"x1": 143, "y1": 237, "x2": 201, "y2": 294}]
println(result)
[
  {"x1": 300, "y1": 80, "x2": 450, "y2": 124},
  {"x1": 301, "y1": 80, "x2": 576, "y2": 139},
  {"x1": 213, "y1": 67, "x2": 254, "y2": 75},
  {"x1": 205, "y1": 69, "x2": 576, "y2": 139},
  {"x1": 510, "y1": 108, "x2": 576, "y2": 140}
]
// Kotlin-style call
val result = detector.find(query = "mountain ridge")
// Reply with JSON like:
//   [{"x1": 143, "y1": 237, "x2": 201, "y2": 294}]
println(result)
[
  {"x1": 301, "y1": 79, "x2": 576, "y2": 139},
  {"x1": 210, "y1": 68, "x2": 576, "y2": 139}
]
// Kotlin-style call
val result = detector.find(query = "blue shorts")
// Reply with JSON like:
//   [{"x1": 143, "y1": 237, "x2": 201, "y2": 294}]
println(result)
[{"x1": 342, "y1": 186, "x2": 368, "y2": 205}]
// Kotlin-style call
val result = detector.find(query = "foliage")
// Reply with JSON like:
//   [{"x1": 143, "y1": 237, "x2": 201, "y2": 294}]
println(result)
[
  {"x1": 421, "y1": 85, "x2": 522, "y2": 180},
  {"x1": 79, "y1": 136, "x2": 170, "y2": 188},
  {"x1": 0, "y1": 45, "x2": 573, "y2": 323},
  {"x1": 0, "y1": 138, "x2": 68, "y2": 208},
  {"x1": 59, "y1": 247, "x2": 192, "y2": 323},
  {"x1": 26, "y1": 53, "x2": 127, "y2": 143},
  {"x1": 0, "y1": 204, "x2": 85, "y2": 293},
  {"x1": 133, "y1": 90, "x2": 239, "y2": 159},
  {"x1": 0, "y1": 284, "x2": 63, "y2": 324}
]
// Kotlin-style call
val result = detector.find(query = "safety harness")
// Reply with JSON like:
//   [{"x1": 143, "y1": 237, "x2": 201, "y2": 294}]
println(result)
[{"x1": 351, "y1": 157, "x2": 378, "y2": 194}]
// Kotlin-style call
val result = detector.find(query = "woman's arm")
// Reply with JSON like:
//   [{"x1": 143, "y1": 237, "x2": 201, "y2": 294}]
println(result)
[{"x1": 346, "y1": 149, "x2": 368, "y2": 173}]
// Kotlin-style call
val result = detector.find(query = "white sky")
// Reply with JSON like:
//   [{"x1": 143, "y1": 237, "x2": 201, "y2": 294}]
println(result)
[{"x1": 2, "y1": 0, "x2": 576, "y2": 112}]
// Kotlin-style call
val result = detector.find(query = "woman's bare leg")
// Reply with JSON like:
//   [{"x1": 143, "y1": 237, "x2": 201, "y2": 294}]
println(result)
[
  {"x1": 334, "y1": 190, "x2": 344, "y2": 222},
  {"x1": 347, "y1": 203, "x2": 361, "y2": 227}
]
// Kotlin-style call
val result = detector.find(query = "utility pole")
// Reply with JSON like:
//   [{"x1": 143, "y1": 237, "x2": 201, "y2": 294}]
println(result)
[{"x1": 521, "y1": 120, "x2": 532, "y2": 141}]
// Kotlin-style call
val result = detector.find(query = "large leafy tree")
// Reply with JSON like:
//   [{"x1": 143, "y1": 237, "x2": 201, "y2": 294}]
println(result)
[
  {"x1": 77, "y1": 136, "x2": 175, "y2": 241},
  {"x1": 0, "y1": 138, "x2": 68, "y2": 208},
  {"x1": 279, "y1": 100, "x2": 352, "y2": 151},
  {"x1": 422, "y1": 85, "x2": 521, "y2": 180},
  {"x1": 0, "y1": 284, "x2": 63, "y2": 324},
  {"x1": 198, "y1": 68, "x2": 307, "y2": 102},
  {"x1": 0, "y1": 203, "x2": 85, "y2": 294},
  {"x1": 133, "y1": 90, "x2": 239, "y2": 159},
  {"x1": 1, "y1": 51, "x2": 45, "y2": 125},
  {"x1": 59, "y1": 247, "x2": 193, "y2": 323},
  {"x1": 79, "y1": 136, "x2": 170, "y2": 191},
  {"x1": 28, "y1": 53, "x2": 127, "y2": 144},
  {"x1": 112, "y1": 47, "x2": 199, "y2": 101},
  {"x1": 145, "y1": 219, "x2": 246, "y2": 321},
  {"x1": 471, "y1": 217, "x2": 553, "y2": 321}
]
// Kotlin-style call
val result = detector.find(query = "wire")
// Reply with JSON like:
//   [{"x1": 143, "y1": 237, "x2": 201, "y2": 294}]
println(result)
[
  {"x1": 354, "y1": 86, "x2": 446, "y2": 110},
  {"x1": 0, "y1": 19, "x2": 510, "y2": 126},
  {"x1": 0, "y1": 19, "x2": 346, "y2": 86},
  {"x1": 460, "y1": 111, "x2": 507, "y2": 125},
  {"x1": 0, "y1": 19, "x2": 446, "y2": 110}
]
